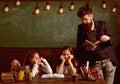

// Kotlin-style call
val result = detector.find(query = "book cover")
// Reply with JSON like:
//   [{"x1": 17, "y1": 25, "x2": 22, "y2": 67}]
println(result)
[{"x1": 83, "y1": 40, "x2": 96, "y2": 47}]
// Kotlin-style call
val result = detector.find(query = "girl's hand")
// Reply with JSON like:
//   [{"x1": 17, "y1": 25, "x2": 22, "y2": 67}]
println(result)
[
  {"x1": 33, "y1": 57, "x2": 41, "y2": 65},
  {"x1": 60, "y1": 55, "x2": 65, "y2": 62},
  {"x1": 68, "y1": 55, "x2": 73, "y2": 61},
  {"x1": 40, "y1": 57, "x2": 46, "y2": 61}
]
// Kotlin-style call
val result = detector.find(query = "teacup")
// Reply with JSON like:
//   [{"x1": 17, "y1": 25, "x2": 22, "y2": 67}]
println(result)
[
  {"x1": 71, "y1": 74, "x2": 78, "y2": 82},
  {"x1": 18, "y1": 70, "x2": 24, "y2": 80}
]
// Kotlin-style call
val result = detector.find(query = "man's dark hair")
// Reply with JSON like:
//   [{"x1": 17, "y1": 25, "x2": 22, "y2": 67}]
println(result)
[{"x1": 77, "y1": 3, "x2": 93, "y2": 17}]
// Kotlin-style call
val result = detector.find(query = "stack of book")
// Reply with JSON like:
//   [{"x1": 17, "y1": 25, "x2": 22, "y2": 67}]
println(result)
[{"x1": 1, "y1": 72, "x2": 15, "y2": 83}]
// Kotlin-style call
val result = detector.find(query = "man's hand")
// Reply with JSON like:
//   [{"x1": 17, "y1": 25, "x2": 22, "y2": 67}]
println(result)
[{"x1": 100, "y1": 35, "x2": 110, "y2": 42}]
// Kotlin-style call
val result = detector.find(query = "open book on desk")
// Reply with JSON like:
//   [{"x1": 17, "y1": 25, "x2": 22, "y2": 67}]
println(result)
[{"x1": 41, "y1": 73, "x2": 64, "y2": 78}]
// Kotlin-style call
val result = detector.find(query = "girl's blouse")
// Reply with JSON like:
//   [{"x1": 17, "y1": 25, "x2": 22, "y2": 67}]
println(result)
[{"x1": 26, "y1": 59, "x2": 53, "y2": 78}]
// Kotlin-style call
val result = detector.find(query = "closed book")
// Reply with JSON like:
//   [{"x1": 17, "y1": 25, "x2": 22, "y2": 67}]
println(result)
[{"x1": 1, "y1": 72, "x2": 15, "y2": 83}]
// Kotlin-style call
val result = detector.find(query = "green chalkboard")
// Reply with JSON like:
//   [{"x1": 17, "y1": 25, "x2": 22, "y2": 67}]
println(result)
[{"x1": 0, "y1": 2, "x2": 117, "y2": 47}]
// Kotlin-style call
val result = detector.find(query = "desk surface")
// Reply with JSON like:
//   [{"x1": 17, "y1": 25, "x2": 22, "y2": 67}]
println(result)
[
  {"x1": 1, "y1": 75, "x2": 105, "y2": 84},
  {"x1": 25, "y1": 78, "x2": 105, "y2": 84}
]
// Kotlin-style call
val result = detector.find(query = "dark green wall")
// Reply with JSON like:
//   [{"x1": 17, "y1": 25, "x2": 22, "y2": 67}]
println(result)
[{"x1": 0, "y1": 2, "x2": 117, "y2": 47}]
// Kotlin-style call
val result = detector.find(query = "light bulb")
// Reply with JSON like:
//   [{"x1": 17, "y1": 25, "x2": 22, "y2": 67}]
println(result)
[
  {"x1": 57, "y1": 5, "x2": 64, "y2": 14},
  {"x1": 4, "y1": 4, "x2": 10, "y2": 13},
  {"x1": 112, "y1": 4, "x2": 117, "y2": 13},
  {"x1": 44, "y1": 3, "x2": 51, "y2": 11},
  {"x1": 101, "y1": 0, "x2": 107, "y2": 9},
  {"x1": 33, "y1": 7, "x2": 40, "y2": 15},
  {"x1": 15, "y1": 0, "x2": 21, "y2": 6},
  {"x1": 69, "y1": 2, "x2": 75, "y2": 11}
]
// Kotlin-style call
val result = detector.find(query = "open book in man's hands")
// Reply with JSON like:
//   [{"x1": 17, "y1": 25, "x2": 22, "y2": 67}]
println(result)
[{"x1": 83, "y1": 40, "x2": 101, "y2": 49}]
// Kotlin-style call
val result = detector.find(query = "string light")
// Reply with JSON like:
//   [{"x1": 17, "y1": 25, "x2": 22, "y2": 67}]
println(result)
[{"x1": 1, "y1": 1, "x2": 117, "y2": 14}]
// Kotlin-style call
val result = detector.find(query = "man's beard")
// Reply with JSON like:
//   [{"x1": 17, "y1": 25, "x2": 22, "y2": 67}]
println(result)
[
  {"x1": 85, "y1": 21, "x2": 93, "y2": 30},
  {"x1": 87, "y1": 21, "x2": 92, "y2": 27},
  {"x1": 84, "y1": 21, "x2": 93, "y2": 31}
]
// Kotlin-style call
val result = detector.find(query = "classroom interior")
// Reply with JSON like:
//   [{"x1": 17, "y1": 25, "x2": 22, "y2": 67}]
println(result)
[{"x1": 0, "y1": 0, "x2": 120, "y2": 84}]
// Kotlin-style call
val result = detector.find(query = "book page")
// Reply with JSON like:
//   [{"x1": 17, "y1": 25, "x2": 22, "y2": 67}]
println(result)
[
  {"x1": 41, "y1": 73, "x2": 64, "y2": 78},
  {"x1": 41, "y1": 74, "x2": 53, "y2": 78},
  {"x1": 53, "y1": 73, "x2": 64, "y2": 78}
]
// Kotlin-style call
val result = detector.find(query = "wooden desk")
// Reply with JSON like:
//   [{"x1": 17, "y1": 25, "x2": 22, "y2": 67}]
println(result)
[
  {"x1": 1, "y1": 77, "x2": 105, "y2": 84},
  {"x1": 0, "y1": 74, "x2": 105, "y2": 84},
  {"x1": 24, "y1": 78, "x2": 105, "y2": 84}
]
